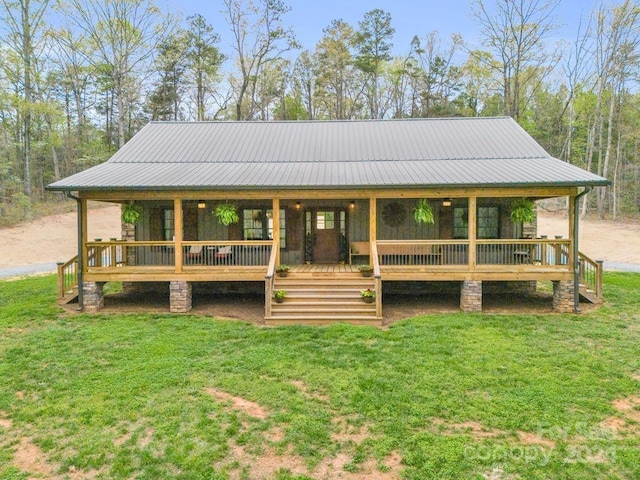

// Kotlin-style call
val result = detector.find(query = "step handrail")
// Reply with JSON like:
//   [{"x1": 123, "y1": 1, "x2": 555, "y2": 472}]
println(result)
[
  {"x1": 371, "y1": 241, "x2": 382, "y2": 318},
  {"x1": 264, "y1": 240, "x2": 278, "y2": 318},
  {"x1": 578, "y1": 251, "x2": 603, "y2": 299},
  {"x1": 57, "y1": 255, "x2": 79, "y2": 300}
]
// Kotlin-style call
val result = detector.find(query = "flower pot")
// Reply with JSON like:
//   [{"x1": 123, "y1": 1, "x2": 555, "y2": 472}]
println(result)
[
  {"x1": 275, "y1": 297, "x2": 285, "y2": 303},
  {"x1": 277, "y1": 271, "x2": 288, "y2": 277},
  {"x1": 361, "y1": 271, "x2": 373, "y2": 277},
  {"x1": 362, "y1": 297, "x2": 375, "y2": 303}
]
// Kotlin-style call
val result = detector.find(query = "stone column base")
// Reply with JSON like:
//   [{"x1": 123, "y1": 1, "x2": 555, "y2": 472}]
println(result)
[
  {"x1": 83, "y1": 281, "x2": 105, "y2": 311},
  {"x1": 170, "y1": 281, "x2": 192, "y2": 313},
  {"x1": 553, "y1": 280, "x2": 574, "y2": 313},
  {"x1": 461, "y1": 280, "x2": 482, "y2": 312}
]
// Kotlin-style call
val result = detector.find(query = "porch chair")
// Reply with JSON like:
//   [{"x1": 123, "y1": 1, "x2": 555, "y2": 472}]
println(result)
[
  {"x1": 184, "y1": 245, "x2": 204, "y2": 264},
  {"x1": 215, "y1": 245, "x2": 233, "y2": 265}
]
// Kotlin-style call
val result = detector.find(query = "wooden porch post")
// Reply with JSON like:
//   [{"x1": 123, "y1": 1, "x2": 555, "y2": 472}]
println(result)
[
  {"x1": 369, "y1": 197, "x2": 377, "y2": 244},
  {"x1": 174, "y1": 198, "x2": 183, "y2": 273},
  {"x1": 568, "y1": 195, "x2": 576, "y2": 267},
  {"x1": 272, "y1": 198, "x2": 280, "y2": 265},
  {"x1": 468, "y1": 196, "x2": 477, "y2": 270},
  {"x1": 81, "y1": 197, "x2": 88, "y2": 273}
]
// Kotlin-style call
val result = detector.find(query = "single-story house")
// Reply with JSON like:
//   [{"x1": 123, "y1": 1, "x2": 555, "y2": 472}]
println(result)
[{"x1": 47, "y1": 117, "x2": 609, "y2": 324}]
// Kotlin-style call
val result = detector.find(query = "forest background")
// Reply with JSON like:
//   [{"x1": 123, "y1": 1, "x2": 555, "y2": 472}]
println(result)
[{"x1": 1, "y1": 0, "x2": 639, "y2": 225}]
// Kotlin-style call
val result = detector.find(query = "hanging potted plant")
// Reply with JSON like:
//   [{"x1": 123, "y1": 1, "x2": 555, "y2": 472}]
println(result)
[
  {"x1": 121, "y1": 202, "x2": 142, "y2": 225},
  {"x1": 413, "y1": 199, "x2": 435, "y2": 224},
  {"x1": 215, "y1": 203, "x2": 239, "y2": 226},
  {"x1": 360, "y1": 288, "x2": 375, "y2": 303},
  {"x1": 510, "y1": 198, "x2": 535, "y2": 224}
]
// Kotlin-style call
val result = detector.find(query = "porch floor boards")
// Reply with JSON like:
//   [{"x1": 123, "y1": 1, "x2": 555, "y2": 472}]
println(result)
[{"x1": 289, "y1": 264, "x2": 360, "y2": 274}]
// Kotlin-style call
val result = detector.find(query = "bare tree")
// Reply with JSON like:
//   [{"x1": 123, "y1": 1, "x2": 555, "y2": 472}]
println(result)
[
  {"x1": 471, "y1": 0, "x2": 560, "y2": 121},
  {"x1": 223, "y1": 0, "x2": 298, "y2": 120},
  {"x1": 582, "y1": 0, "x2": 640, "y2": 218},
  {"x1": 1, "y1": 0, "x2": 50, "y2": 202},
  {"x1": 291, "y1": 50, "x2": 318, "y2": 119},
  {"x1": 62, "y1": 0, "x2": 171, "y2": 148}
]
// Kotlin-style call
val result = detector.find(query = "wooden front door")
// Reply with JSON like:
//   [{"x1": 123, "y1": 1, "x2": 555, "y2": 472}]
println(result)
[{"x1": 313, "y1": 209, "x2": 339, "y2": 263}]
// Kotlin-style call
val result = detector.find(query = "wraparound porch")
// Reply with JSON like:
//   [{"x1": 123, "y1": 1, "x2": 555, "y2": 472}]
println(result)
[{"x1": 58, "y1": 238, "x2": 602, "y2": 323}]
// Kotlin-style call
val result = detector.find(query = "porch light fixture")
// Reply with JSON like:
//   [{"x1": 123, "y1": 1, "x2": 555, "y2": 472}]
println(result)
[
  {"x1": 350, "y1": 201, "x2": 355, "y2": 208},
  {"x1": 442, "y1": 199, "x2": 452, "y2": 207},
  {"x1": 296, "y1": 201, "x2": 301, "y2": 209},
  {"x1": 198, "y1": 201, "x2": 206, "y2": 209}
]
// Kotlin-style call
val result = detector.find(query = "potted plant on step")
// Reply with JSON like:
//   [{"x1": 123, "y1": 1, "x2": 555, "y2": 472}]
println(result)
[
  {"x1": 358, "y1": 265, "x2": 374, "y2": 277},
  {"x1": 361, "y1": 289, "x2": 375, "y2": 303},
  {"x1": 276, "y1": 265, "x2": 290, "y2": 277},
  {"x1": 273, "y1": 290, "x2": 287, "y2": 303}
]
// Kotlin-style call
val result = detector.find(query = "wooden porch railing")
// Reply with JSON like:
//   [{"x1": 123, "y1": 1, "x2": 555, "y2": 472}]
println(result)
[
  {"x1": 476, "y1": 239, "x2": 571, "y2": 266},
  {"x1": 86, "y1": 241, "x2": 173, "y2": 268},
  {"x1": 84, "y1": 240, "x2": 273, "y2": 270},
  {"x1": 376, "y1": 240, "x2": 468, "y2": 266},
  {"x1": 375, "y1": 239, "x2": 573, "y2": 268},
  {"x1": 578, "y1": 252, "x2": 604, "y2": 299},
  {"x1": 371, "y1": 241, "x2": 382, "y2": 318},
  {"x1": 182, "y1": 241, "x2": 272, "y2": 267},
  {"x1": 56, "y1": 256, "x2": 78, "y2": 300},
  {"x1": 264, "y1": 240, "x2": 278, "y2": 318}
]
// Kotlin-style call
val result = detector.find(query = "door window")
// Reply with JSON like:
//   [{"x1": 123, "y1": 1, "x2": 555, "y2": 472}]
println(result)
[
  {"x1": 163, "y1": 209, "x2": 175, "y2": 241},
  {"x1": 316, "y1": 211, "x2": 335, "y2": 230}
]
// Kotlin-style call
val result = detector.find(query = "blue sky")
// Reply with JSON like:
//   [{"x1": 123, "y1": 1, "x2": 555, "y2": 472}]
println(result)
[{"x1": 173, "y1": 0, "x2": 596, "y2": 56}]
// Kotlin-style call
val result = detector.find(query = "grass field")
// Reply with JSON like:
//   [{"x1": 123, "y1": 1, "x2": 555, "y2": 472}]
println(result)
[{"x1": 1, "y1": 274, "x2": 639, "y2": 479}]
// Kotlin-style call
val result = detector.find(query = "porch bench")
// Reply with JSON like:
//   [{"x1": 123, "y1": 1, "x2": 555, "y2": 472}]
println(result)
[
  {"x1": 378, "y1": 244, "x2": 442, "y2": 266},
  {"x1": 349, "y1": 241, "x2": 370, "y2": 264}
]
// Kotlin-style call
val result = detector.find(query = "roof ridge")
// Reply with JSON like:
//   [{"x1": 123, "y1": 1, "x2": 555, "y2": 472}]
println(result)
[{"x1": 148, "y1": 116, "x2": 514, "y2": 125}]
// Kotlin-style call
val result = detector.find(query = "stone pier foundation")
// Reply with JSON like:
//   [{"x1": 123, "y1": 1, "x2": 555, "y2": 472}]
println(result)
[
  {"x1": 170, "y1": 281, "x2": 192, "y2": 313},
  {"x1": 460, "y1": 280, "x2": 483, "y2": 312},
  {"x1": 552, "y1": 280, "x2": 574, "y2": 313},
  {"x1": 83, "y1": 281, "x2": 105, "y2": 311}
]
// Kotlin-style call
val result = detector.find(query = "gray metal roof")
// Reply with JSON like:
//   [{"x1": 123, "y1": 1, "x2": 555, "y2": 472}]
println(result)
[{"x1": 47, "y1": 117, "x2": 609, "y2": 191}]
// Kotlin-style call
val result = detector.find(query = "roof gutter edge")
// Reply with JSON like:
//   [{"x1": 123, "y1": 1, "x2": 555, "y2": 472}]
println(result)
[{"x1": 45, "y1": 179, "x2": 611, "y2": 192}]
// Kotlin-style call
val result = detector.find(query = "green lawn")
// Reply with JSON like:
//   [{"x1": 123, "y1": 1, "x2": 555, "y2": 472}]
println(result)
[{"x1": 1, "y1": 274, "x2": 639, "y2": 479}]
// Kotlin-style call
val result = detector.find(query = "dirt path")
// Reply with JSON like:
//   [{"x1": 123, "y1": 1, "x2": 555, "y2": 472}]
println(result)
[
  {"x1": 537, "y1": 212, "x2": 640, "y2": 267},
  {"x1": 0, "y1": 205, "x2": 639, "y2": 271},
  {"x1": 0, "y1": 204, "x2": 121, "y2": 268}
]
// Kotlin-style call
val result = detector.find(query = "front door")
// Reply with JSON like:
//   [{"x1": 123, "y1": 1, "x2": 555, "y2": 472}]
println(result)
[{"x1": 313, "y1": 209, "x2": 339, "y2": 263}]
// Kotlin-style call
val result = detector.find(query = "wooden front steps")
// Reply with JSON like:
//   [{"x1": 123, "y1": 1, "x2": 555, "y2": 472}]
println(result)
[
  {"x1": 579, "y1": 284, "x2": 603, "y2": 305},
  {"x1": 58, "y1": 286, "x2": 79, "y2": 305},
  {"x1": 265, "y1": 269, "x2": 382, "y2": 325}
]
